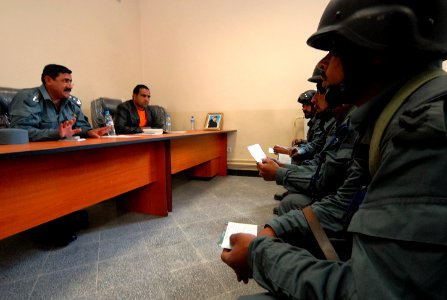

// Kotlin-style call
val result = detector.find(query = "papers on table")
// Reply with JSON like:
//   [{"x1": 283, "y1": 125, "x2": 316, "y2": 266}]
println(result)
[
  {"x1": 142, "y1": 128, "x2": 163, "y2": 135},
  {"x1": 101, "y1": 135, "x2": 137, "y2": 138},
  {"x1": 100, "y1": 128, "x2": 164, "y2": 138},
  {"x1": 218, "y1": 222, "x2": 258, "y2": 249},
  {"x1": 59, "y1": 136, "x2": 86, "y2": 142},
  {"x1": 247, "y1": 144, "x2": 267, "y2": 163}
]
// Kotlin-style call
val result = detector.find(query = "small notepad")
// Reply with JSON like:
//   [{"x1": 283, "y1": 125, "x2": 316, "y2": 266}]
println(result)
[
  {"x1": 218, "y1": 222, "x2": 258, "y2": 249},
  {"x1": 247, "y1": 144, "x2": 267, "y2": 163},
  {"x1": 142, "y1": 128, "x2": 163, "y2": 135}
]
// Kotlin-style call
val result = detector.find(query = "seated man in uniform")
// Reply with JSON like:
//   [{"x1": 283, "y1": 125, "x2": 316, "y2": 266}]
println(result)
[
  {"x1": 222, "y1": 1, "x2": 447, "y2": 298},
  {"x1": 273, "y1": 89, "x2": 324, "y2": 164},
  {"x1": 261, "y1": 80, "x2": 355, "y2": 215},
  {"x1": 10, "y1": 64, "x2": 111, "y2": 246},
  {"x1": 10, "y1": 64, "x2": 110, "y2": 141}
]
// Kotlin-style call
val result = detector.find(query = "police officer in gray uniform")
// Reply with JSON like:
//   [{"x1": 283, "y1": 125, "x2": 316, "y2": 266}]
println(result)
[
  {"x1": 272, "y1": 88, "x2": 329, "y2": 202},
  {"x1": 292, "y1": 90, "x2": 322, "y2": 160},
  {"x1": 274, "y1": 76, "x2": 328, "y2": 166},
  {"x1": 9, "y1": 64, "x2": 110, "y2": 246},
  {"x1": 291, "y1": 69, "x2": 328, "y2": 161},
  {"x1": 221, "y1": 0, "x2": 447, "y2": 299},
  {"x1": 10, "y1": 64, "x2": 110, "y2": 141},
  {"x1": 262, "y1": 77, "x2": 355, "y2": 215}
]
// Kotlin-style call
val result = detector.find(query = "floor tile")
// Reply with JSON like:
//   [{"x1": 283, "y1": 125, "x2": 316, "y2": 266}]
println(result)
[
  {"x1": 97, "y1": 251, "x2": 156, "y2": 292},
  {"x1": 190, "y1": 236, "x2": 223, "y2": 262},
  {"x1": 0, "y1": 242, "x2": 49, "y2": 284},
  {"x1": 141, "y1": 226, "x2": 188, "y2": 249},
  {"x1": 0, "y1": 277, "x2": 36, "y2": 300},
  {"x1": 99, "y1": 232, "x2": 148, "y2": 261},
  {"x1": 31, "y1": 264, "x2": 97, "y2": 299},
  {"x1": 180, "y1": 219, "x2": 223, "y2": 241},
  {"x1": 159, "y1": 263, "x2": 226, "y2": 300},
  {"x1": 42, "y1": 240, "x2": 99, "y2": 273}
]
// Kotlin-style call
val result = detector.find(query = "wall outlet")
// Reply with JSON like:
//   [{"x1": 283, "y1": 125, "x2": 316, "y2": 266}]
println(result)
[{"x1": 227, "y1": 147, "x2": 232, "y2": 153}]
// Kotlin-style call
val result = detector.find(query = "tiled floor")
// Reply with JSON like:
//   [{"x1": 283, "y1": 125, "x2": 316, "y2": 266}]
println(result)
[{"x1": 0, "y1": 174, "x2": 285, "y2": 299}]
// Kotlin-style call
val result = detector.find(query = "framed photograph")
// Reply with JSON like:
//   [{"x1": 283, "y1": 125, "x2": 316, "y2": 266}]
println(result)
[{"x1": 204, "y1": 113, "x2": 223, "y2": 130}]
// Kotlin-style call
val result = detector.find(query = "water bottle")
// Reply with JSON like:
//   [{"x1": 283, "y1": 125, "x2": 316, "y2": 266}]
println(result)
[
  {"x1": 104, "y1": 110, "x2": 116, "y2": 135},
  {"x1": 165, "y1": 113, "x2": 172, "y2": 132},
  {"x1": 190, "y1": 116, "x2": 195, "y2": 130}
]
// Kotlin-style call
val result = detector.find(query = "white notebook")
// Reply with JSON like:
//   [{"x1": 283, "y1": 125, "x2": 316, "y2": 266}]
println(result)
[
  {"x1": 218, "y1": 222, "x2": 258, "y2": 249},
  {"x1": 247, "y1": 144, "x2": 266, "y2": 163},
  {"x1": 142, "y1": 128, "x2": 163, "y2": 135}
]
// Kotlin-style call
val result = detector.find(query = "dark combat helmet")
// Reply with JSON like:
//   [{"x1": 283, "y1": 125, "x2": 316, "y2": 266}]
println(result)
[
  {"x1": 308, "y1": 66, "x2": 324, "y2": 83},
  {"x1": 306, "y1": 0, "x2": 447, "y2": 105},
  {"x1": 307, "y1": 0, "x2": 447, "y2": 58},
  {"x1": 297, "y1": 90, "x2": 316, "y2": 105}
]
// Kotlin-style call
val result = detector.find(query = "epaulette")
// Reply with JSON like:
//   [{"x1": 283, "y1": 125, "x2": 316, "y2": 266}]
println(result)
[
  {"x1": 31, "y1": 90, "x2": 40, "y2": 103},
  {"x1": 69, "y1": 95, "x2": 82, "y2": 106}
]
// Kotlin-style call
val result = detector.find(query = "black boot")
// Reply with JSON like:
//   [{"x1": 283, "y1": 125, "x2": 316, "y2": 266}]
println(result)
[{"x1": 274, "y1": 191, "x2": 289, "y2": 201}]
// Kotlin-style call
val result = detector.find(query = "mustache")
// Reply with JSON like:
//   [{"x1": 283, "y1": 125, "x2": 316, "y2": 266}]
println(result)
[{"x1": 64, "y1": 88, "x2": 72, "y2": 92}]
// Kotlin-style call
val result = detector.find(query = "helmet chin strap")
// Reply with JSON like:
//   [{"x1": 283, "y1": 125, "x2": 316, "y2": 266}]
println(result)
[{"x1": 325, "y1": 82, "x2": 358, "y2": 106}]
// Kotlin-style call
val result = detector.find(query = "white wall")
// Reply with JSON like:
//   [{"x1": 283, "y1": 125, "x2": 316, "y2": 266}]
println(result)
[
  {"x1": 0, "y1": 0, "x2": 143, "y2": 119},
  {"x1": 140, "y1": 0, "x2": 329, "y2": 168}
]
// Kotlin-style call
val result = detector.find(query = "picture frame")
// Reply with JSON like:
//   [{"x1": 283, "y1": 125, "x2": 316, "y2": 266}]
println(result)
[{"x1": 204, "y1": 113, "x2": 223, "y2": 130}]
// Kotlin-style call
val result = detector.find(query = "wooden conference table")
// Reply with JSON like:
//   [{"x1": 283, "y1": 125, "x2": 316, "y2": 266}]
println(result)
[{"x1": 0, "y1": 130, "x2": 235, "y2": 240}]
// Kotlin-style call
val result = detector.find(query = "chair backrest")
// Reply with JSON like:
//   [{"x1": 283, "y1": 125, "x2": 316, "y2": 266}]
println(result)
[
  {"x1": 0, "y1": 87, "x2": 20, "y2": 128},
  {"x1": 90, "y1": 97, "x2": 123, "y2": 128},
  {"x1": 150, "y1": 104, "x2": 167, "y2": 131}
]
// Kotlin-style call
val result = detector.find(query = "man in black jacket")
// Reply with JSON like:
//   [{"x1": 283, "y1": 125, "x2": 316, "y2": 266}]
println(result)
[{"x1": 114, "y1": 84, "x2": 165, "y2": 134}]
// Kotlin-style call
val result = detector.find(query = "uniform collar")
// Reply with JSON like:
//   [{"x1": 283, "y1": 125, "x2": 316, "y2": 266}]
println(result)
[
  {"x1": 350, "y1": 63, "x2": 442, "y2": 134},
  {"x1": 38, "y1": 84, "x2": 52, "y2": 101},
  {"x1": 38, "y1": 84, "x2": 71, "y2": 103}
]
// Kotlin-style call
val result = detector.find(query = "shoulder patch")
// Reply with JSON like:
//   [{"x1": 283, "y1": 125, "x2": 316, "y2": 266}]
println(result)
[
  {"x1": 32, "y1": 91, "x2": 40, "y2": 103},
  {"x1": 69, "y1": 95, "x2": 82, "y2": 106}
]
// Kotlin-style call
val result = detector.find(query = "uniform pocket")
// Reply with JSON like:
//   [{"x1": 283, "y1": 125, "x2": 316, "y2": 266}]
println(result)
[
  {"x1": 40, "y1": 117, "x2": 58, "y2": 129},
  {"x1": 394, "y1": 101, "x2": 447, "y2": 146}
]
